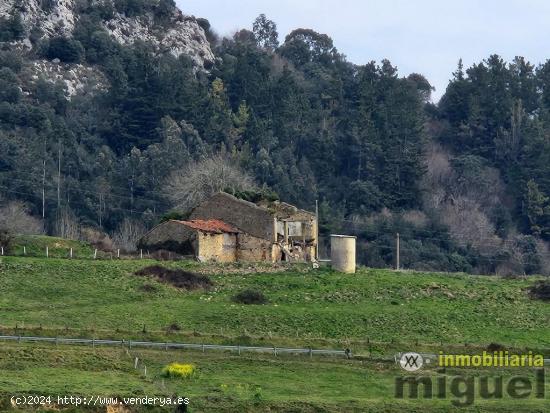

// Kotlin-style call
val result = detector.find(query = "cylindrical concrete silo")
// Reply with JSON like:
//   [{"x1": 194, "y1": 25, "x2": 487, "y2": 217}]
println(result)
[{"x1": 330, "y1": 235, "x2": 356, "y2": 273}]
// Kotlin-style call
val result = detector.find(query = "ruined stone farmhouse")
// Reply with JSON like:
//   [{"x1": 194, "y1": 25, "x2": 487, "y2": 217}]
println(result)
[{"x1": 139, "y1": 192, "x2": 317, "y2": 262}]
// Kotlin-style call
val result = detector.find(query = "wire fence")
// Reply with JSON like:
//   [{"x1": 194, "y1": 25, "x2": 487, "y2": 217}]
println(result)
[
  {"x1": 0, "y1": 335, "x2": 351, "y2": 359},
  {"x1": 0, "y1": 245, "x2": 167, "y2": 261}
]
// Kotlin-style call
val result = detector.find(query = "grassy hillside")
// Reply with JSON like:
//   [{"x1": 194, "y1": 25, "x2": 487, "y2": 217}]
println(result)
[
  {"x1": 8, "y1": 235, "x2": 97, "y2": 259},
  {"x1": 0, "y1": 256, "x2": 549, "y2": 412},
  {"x1": 0, "y1": 256, "x2": 548, "y2": 351},
  {"x1": 0, "y1": 342, "x2": 548, "y2": 413}
]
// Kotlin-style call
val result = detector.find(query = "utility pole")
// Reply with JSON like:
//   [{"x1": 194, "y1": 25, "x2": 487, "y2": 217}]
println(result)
[
  {"x1": 42, "y1": 158, "x2": 46, "y2": 220},
  {"x1": 396, "y1": 232, "x2": 400, "y2": 270}
]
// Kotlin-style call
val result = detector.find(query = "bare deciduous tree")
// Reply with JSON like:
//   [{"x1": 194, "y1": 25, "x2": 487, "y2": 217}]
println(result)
[
  {"x1": 0, "y1": 201, "x2": 43, "y2": 235},
  {"x1": 55, "y1": 208, "x2": 80, "y2": 240},
  {"x1": 112, "y1": 218, "x2": 147, "y2": 252},
  {"x1": 164, "y1": 154, "x2": 257, "y2": 211}
]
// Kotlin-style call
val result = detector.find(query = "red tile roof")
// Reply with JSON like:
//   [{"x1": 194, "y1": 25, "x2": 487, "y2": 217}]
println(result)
[{"x1": 173, "y1": 219, "x2": 239, "y2": 234}]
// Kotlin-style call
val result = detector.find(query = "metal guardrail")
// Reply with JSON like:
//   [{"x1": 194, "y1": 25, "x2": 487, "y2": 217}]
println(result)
[{"x1": 0, "y1": 335, "x2": 350, "y2": 358}]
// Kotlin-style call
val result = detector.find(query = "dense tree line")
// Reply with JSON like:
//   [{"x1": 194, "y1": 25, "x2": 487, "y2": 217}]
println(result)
[{"x1": 1, "y1": 2, "x2": 549, "y2": 274}]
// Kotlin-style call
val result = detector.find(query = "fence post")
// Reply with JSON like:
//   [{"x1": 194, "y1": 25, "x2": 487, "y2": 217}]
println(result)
[
  {"x1": 94, "y1": 249, "x2": 97, "y2": 260},
  {"x1": 274, "y1": 346, "x2": 277, "y2": 356},
  {"x1": 46, "y1": 246, "x2": 48, "y2": 258},
  {"x1": 117, "y1": 249, "x2": 120, "y2": 259},
  {"x1": 144, "y1": 365, "x2": 147, "y2": 377},
  {"x1": 134, "y1": 357, "x2": 138, "y2": 369},
  {"x1": 238, "y1": 345, "x2": 241, "y2": 355},
  {"x1": 92, "y1": 338, "x2": 95, "y2": 349},
  {"x1": 140, "y1": 249, "x2": 143, "y2": 259},
  {"x1": 70, "y1": 248, "x2": 73, "y2": 259},
  {"x1": 202, "y1": 344, "x2": 205, "y2": 353},
  {"x1": 1, "y1": 246, "x2": 3, "y2": 256},
  {"x1": 23, "y1": 246, "x2": 26, "y2": 255}
]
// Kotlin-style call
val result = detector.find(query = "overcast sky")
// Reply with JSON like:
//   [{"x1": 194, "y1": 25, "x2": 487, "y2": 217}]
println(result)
[{"x1": 179, "y1": 0, "x2": 550, "y2": 101}]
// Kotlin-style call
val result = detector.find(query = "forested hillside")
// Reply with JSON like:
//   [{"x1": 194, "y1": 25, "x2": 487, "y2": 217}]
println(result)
[{"x1": 1, "y1": 0, "x2": 549, "y2": 275}]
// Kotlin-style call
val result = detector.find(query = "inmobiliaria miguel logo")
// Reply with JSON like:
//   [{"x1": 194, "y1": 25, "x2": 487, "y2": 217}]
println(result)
[{"x1": 395, "y1": 351, "x2": 547, "y2": 407}]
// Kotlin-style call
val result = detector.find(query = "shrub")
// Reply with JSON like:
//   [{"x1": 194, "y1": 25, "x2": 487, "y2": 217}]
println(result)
[
  {"x1": 159, "y1": 210, "x2": 188, "y2": 223},
  {"x1": 42, "y1": 37, "x2": 84, "y2": 63},
  {"x1": 0, "y1": 12, "x2": 25, "y2": 42},
  {"x1": 0, "y1": 201, "x2": 43, "y2": 235},
  {"x1": 0, "y1": 228, "x2": 13, "y2": 252},
  {"x1": 529, "y1": 280, "x2": 550, "y2": 301},
  {"x1": 134, "y1": 265, "x2": 214, "y2": 290},
  {"x1": 162, "y1": 363, "x2": 195, "y2": 378},
  {"x1": 115, "y1": 0, "x2": 147, "y2": 17},
  {"x1": 487, "y1": 342, "x2": 507, "y2": 352},
  {"x1": 167, "y1": 322, "x2": 181, "y2": 331},
  {"x1": 233, "y1": 289, "x2": 268, "y2": 305},
  {"x1": 154, "y1": 0, "x2": 175, "y2": 23}
]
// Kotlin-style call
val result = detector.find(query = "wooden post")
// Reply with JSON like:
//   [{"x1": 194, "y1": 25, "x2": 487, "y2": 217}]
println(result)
[
  {"x1": 117, "y1": 249, "x2": 120, "y2": 258},
  {"x1": 70, "y1": 248, "x2": 73, "y2": 259},
  {"x1": 396, "y1": 233, "x2": 400, "y2": 270},
  {"x1": 46, "y1": 246, "x2": 49, "y2": 258}
]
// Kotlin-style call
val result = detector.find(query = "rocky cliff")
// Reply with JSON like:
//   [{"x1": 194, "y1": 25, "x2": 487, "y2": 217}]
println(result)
[
  {"x1": 1, "y1": 0, "x2": 215, "y2": 100},
  {"x1": 1, "y1": 0, "x2": 214, "y2": 68}
]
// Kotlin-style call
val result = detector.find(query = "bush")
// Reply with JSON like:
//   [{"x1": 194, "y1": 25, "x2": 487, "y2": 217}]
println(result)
[
  {"x1": 233, "y1": 289, "x2": 268, "y2": 305},
  {"x1": 115, "y1": 0, "x2": 147, "y2": 17},
  {"x1": 0, "y1": 68, "x2": 21, "y2": 104},
  {"x1": 80, "y1": 227, "x2": 113, "y2": 251},
  {"x1": 159, "y1": 210, "x2": 188, "y2": 224},
  {"x1": 154, "y1": 0, "x2": 175, "y2": 23},
  {"x1": 529, "y1": 280, "x2": 550, "y2": 301},
  {"x1": 0, "y1": 229, "x2": 13, "y2": 252},
  {"x1": 42, "y1": 37, "x2": 84, "y2": 63},
  {"x1": 135, "y1": 265, "x2": 214, "y2": 290},
  {"x1": 162, "y1": 363, "x2": 195, "y2": 378},
  {"x1": 0, "y1": 12, "x2": 25, "y2": 42},
  {"x1": 0, "y1": 201, "x2": 43, "y2": 235}
]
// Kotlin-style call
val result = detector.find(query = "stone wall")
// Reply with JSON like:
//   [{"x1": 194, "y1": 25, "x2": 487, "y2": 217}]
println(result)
[
  {"x1": 197, "y1": 232, "x2": 237, "y2": 263},
  {"x1": 138, "y1": 221, "x2": 197, "y2": 255},
  {"x1": 236, "y1": 233, "x2": 274, "y2": 262}
]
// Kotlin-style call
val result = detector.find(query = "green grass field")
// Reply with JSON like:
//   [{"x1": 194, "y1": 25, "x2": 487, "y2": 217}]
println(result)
[
  {"x1": 9, "y1": 235, "x2": 97, "y2": 259},
  {"x1": 0, "y1": 254, "x2": 549, "y2": 411}
]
